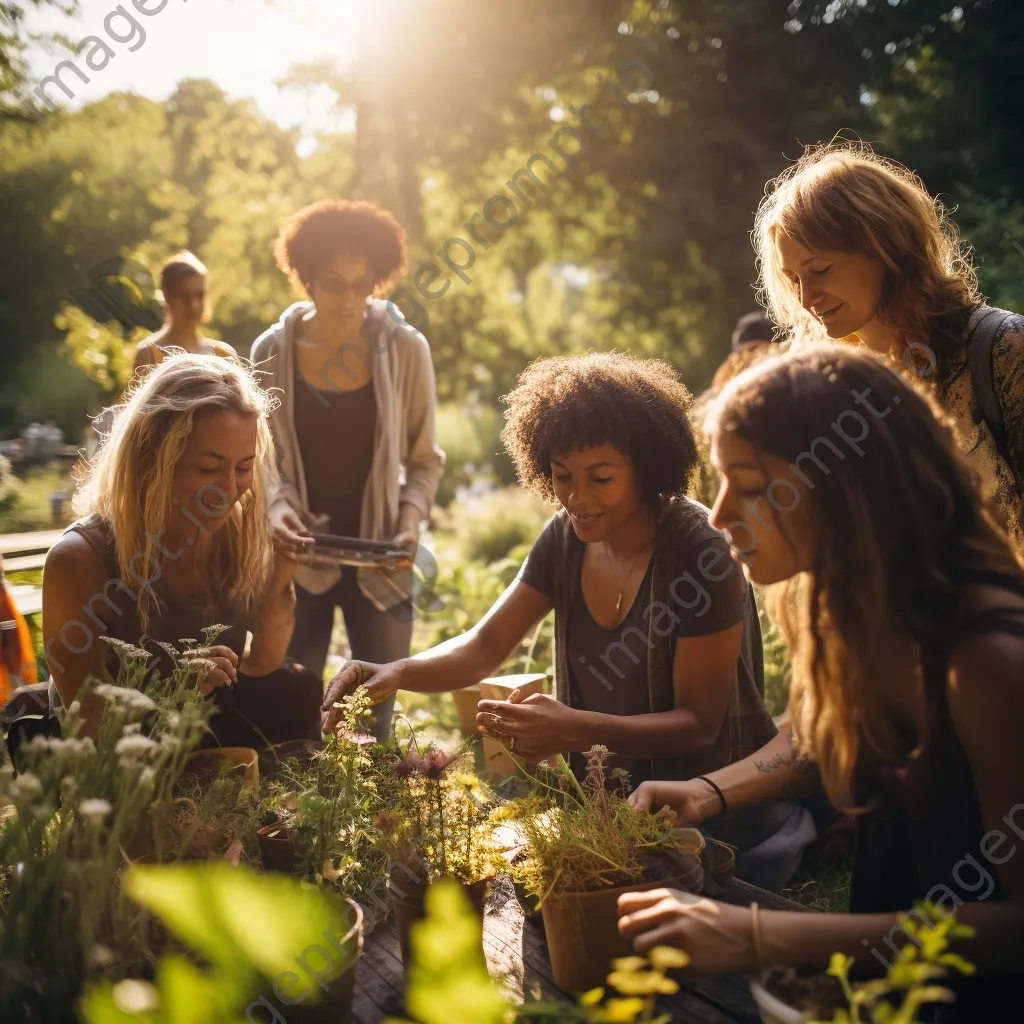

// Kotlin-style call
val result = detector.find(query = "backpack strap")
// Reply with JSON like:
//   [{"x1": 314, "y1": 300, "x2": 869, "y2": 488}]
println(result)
[{"x1": 966, "y1": 304, "x2": 1024, "y2": 498}]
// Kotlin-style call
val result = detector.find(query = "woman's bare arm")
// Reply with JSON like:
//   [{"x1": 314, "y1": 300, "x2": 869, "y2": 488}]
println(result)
[{"x1": 241, "y1": 550, "x2": 297, "y2": 677}]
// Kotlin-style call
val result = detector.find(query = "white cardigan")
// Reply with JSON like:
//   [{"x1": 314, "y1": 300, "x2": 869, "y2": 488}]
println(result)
[{"x1": 251, "y1": 300, "x2": 445, "y2": 606}]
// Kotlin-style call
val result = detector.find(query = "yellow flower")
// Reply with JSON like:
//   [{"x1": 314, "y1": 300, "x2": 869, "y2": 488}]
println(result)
[
  {"x1": 610, "y1": 956, "x2": 648, "y2": 973},
  {"x1": 600, "y1": 997, "x2": 646, "y2": 1021},
  {"x1": 606, "y1": 970, "x2": 678, "y2": 996},
  {"x1": 648, "y1": 946, "x2": 691, "y2": 971},
  {"x1": 580, "y1": 987, "x2": 605, "y2": 1007}
]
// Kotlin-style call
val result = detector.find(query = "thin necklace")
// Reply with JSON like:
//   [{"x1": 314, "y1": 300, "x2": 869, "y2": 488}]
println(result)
[{"x1": 602, "y1": 539, "x2": 652, "y2": 616}]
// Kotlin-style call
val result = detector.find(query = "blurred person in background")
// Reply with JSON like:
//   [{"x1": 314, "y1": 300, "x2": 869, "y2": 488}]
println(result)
[
  {"x1": 623, "y1": 345, "x2": 1024, "y2": 1019},
  {"x1": 755, "y1": 141, "x2": 1024, "y2": 548},
  {"x1": 131, "y1": 252, "x2": 236, "y2": 373},
  {"x1": 710, "y1": 310, "x2": 779, "y2": 393},
  {"x1": 252, "y1": 200, "x2": 445, "y2": 743}
]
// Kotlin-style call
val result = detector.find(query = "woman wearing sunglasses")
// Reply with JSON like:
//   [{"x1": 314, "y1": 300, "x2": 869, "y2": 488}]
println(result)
[{"x1": 251, "y1": 200, "x2": 445, "y2": 741}]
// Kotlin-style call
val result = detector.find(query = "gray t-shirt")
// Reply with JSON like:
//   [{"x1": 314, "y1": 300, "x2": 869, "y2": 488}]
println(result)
[{"x1": 518, "y1": 514, "x2": 763, "y2": 786}]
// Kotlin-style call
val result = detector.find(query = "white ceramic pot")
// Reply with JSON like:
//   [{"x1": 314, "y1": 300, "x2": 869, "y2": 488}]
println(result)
[{"x1": 749, "y1": 972, "x2": 808, "y2": 1024}]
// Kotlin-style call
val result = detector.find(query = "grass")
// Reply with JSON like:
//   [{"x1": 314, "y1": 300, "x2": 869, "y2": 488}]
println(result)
[
  {"x1": 0, "y1": 462, "x2": 77, "y2": 534},
  {"x1": 782, "y1": 858, "x2": 853, "y2": 913}
]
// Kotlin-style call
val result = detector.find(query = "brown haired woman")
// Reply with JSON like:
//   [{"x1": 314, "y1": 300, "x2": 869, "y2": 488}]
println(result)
[
  {"x1": 252, "y1": 200, "x2": 445, "y2": 742},
  {"x1": 324, "y1": 352, "x2": 814, "y2": 890},
  {"x1": 621, "y1": 345, "x2": 1024, "y2": 1020},
  {"x1": 755, "y1": 142, "x2": 1024, "y2": 548},
  {"x1": 131, "y1": 252, "x2": 236, "y2": 373}
]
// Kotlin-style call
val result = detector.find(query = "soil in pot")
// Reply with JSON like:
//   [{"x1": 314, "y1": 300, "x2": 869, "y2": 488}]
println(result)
[
  {"x1": 387, "y1": 869, "x2": 489, "y2": 965},
  {"x1": 758, "y1": 967, "x2": 846, "y2": 1022}
]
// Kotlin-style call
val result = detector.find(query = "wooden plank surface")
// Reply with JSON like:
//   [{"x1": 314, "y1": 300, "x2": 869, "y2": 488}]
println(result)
[
  {"x1": 5, "y1": 584, "x2": 42, "y2": 617},
  {"x1": 351, "y1": 876, "x2": 772, "y2": 1023},
  {"x1": 0, "y1": 529, "x2": 63, "y2": 556}
]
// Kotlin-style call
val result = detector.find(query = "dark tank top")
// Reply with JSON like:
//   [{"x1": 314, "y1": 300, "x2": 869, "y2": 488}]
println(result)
[
  {"x1": 851, "y1": 567, "x2": 1024, "y2": 1020},
  {"x1": 66, "y1": 515, "x2": 252, "y2": 683}
]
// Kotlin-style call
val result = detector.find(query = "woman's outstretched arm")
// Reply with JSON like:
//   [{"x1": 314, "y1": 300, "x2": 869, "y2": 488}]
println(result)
[{"x1": 321, "y1": 578, "x2": 552, "y2": 732}]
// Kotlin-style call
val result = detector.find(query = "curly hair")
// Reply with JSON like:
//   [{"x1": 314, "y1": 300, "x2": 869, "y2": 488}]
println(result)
[
  {"x1": 500, "y1": 352, "x2": 699, "y2": 510},
  {"x1": 708, "y1": 342, "x2": 1014, "y2": 809},
  {"x1": 754, "y1": 140, "x2": 981, "y2": 389},
  {"x1": 273, "y1": 199, "x2": 408, "y2": 296}
]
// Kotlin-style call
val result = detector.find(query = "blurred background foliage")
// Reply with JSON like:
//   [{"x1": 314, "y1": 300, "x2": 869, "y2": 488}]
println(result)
[{"x1": 1, "y1": 0, "x2": 1021, "y2": 442}]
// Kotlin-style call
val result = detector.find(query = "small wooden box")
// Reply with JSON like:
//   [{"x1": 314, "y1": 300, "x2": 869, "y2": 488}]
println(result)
[{"x1": 478, "y1": 673, "x2": 548, "y2": 778}]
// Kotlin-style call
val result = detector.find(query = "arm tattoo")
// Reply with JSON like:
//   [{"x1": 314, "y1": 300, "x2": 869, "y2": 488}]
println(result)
[{"x1": 753, "y1": 731, "x2": 816, "y2": 775}]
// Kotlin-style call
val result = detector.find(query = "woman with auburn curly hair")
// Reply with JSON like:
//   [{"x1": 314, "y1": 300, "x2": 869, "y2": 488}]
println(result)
[
  {"x1": 19, "y1": 354, "x2": 322, "y2": 751},
  {"x1": 324, "y1": 351, "x2": 814, "y2": 890},
  {"x1": 623, "y1": 346, "x2": 1024, "y2": 1019},
  {"x1": 755, "y1": 141, "x2": 1024, "y2": 547},
  {"x1": 252, "y1": 200, "x2": 445, "y2": 742}
]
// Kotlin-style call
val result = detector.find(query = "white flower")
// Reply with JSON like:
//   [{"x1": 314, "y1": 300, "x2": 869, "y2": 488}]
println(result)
[
  {"x1": 78, "y1": 798, "x2": 112, "y2": 827},
  {"x1": 87, "y1": 944, "x2": 115, "y2": 969},
  {"x1": 122, "y1": 722, "x2": 142, "y2": 736},
  {"x1": 139, "y1": 767, "x2": 156, "y2": 787},
  {"x1": 112, "y1": 980, "x2": 159, "y2": 1014},
  {"x1": 115, "y1": 735, "x2": 158, "y2": 762},
  {"x1": 68, "y1": 701, "x2": 81, "y2": 716},
  {"x1": 28, "y1": 736, "x2": 95, "y2": 759},
  {"x1": 9, "y1": 772, "x2": 43, "y2": 803}
]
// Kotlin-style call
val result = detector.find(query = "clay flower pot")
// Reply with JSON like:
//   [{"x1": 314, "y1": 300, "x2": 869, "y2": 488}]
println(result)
[
  {"x1": 283, "y1": 897, "x2": 364, "y2": 1024},
  {"x1": 749, "y1": 973, "x2": 808, "y2": 1024},
  {"x1": 387, "y1": 868, "x2": 489, "y2": 965},
  {"x1": 257, "y1": 822, "x2": 298, "y2": 874}
]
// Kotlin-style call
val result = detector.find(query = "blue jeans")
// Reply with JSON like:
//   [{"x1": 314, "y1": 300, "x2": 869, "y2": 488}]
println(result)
[{"x1": 288, "y1": 569, "x2": 413, "y2": 741}]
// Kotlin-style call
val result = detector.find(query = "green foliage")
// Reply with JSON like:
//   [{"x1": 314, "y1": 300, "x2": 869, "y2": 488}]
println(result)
[
  {"x1": 456, "y1": 487, "x2": 553, "y2": 566},
  {"x1": 79, "y1": 862, "x2": 359, "y2": 1024},
  {"x1": 0, "y1": 462, "x2": 76, "y2": 533},
  {"x1": 384, "y1": 880, "x2": 508, "y2": 1024},
  {"x1": 256, "y1": 692, "x2": 390, "y2": 908},
  {"x1": 511, "y1": 748, "x2": 681, "y2": 903},
  {"x1": 810, "y1": 901, "x2": 976, "y2": 1024},
  {"x1": 434, "y1": 402, "x2": 518, "y2": 509}
]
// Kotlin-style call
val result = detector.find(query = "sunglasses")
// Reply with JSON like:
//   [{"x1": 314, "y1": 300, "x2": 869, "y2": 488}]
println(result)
[{"x1": 315, "y1": 276, "x2": 374, "y2": 297}]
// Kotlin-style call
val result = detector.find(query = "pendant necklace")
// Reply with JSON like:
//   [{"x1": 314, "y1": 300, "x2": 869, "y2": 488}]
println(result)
[{"x1": 603, "y1": 539, "x2": 651, "y2": 615}]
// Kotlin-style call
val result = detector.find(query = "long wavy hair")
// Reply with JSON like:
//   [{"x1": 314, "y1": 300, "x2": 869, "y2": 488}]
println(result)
[
  {"x1": 709, "y1": 343, "x2": 1014, "y2": 808},
  {"x1": 754, "y1": 141, "x2": 981, "y2": 389},
  {"x1": 75, "y1": 355, "x2": 279, "y2": 632}
]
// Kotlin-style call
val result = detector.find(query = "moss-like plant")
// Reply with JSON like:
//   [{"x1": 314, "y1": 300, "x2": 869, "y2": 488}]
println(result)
[{"x1": 510, "y1": 747, "x2": 682, "y2": 905}]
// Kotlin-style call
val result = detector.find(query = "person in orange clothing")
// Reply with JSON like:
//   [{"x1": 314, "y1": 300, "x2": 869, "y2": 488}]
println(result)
[{"x1": 0, "y1": 551, "x2": 38, "y2": 702}]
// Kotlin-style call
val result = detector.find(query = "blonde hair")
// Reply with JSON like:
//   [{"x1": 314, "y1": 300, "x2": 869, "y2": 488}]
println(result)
[
  {"x1": 75, "y1": 355, "x2": 279, "y2": 632},
  {"x1": 754, "y1": 141, "x2": 980, "y2": 386},
  {"x1": 710, "y1": 343, "x2": 1013, "y2": 808}
]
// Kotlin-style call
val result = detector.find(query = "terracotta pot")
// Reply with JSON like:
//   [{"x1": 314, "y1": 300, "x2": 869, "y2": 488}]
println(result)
[
  {"x1": 387, "y1": 869, "x2": 489, "y2": 965},
  {"x1": 257, "y1": 823, "x2": 298, "y2": 874},
  {"x1": 542, "y1": 871, "x2": 699, "y2": 994},
  {"x1": 281, "y1": 897, "x2": 364, "y2": 1024},
  {"x1": 749, "y1": 973, "x2": 808, "y2": 1024}
]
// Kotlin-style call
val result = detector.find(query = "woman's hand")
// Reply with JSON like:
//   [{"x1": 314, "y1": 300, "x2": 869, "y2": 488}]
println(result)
[
  {"x1": 192, "y1": 645, "x2": 238, "y2": 697},
  {"x1": 475, "y1": 691, "x2": 577, "y2": 762},
  {"x1": 321, "y1": 660, "x2": 404, "y2": 733},
  {"x1": 618, "y1": 890, "x2": 756, "y2": 973},
  {"x1": 628, "y1": 779, "x2": 721, "y2": 826},
  {"x1": 270, "y1": 501, "x2": 314, "y2": 558}
]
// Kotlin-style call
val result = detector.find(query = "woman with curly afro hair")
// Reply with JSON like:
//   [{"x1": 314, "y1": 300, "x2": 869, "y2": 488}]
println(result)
[
  {"x1": 324, "y1": 351, "x2": 814, "y2": 890},
  {"x1": 251, "y1": 200, "x2": 445, "y2": 742}
]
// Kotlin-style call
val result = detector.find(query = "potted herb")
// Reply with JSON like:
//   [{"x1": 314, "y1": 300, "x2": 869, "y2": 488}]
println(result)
[
  {"x1": 749, "y1": 901, "x2": 977, "y2": 1023},
  {"x1": 375, "y1": 736, "x2": 503, "y2": 964},
  {"x1": 510, "y1": 746, "x2": 704, "y2": 994}
]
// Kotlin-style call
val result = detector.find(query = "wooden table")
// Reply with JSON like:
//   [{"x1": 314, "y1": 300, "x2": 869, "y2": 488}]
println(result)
[{"x1": 350, "y1": 877, "x2": 806, "y2": 1023}]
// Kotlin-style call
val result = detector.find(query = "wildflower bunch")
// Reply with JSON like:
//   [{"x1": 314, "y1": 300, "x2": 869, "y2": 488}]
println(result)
[
  {"x1": 376, "y1": 735, "x2": 502, "y2": 886},
  {"x1": 511, "y1": 747, "x2": 681, "y2": 905}
]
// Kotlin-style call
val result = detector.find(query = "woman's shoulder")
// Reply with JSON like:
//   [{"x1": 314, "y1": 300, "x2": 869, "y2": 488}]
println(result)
[
  {"x1": 368, "y1": 299, "x2": 429, "y2": 352},
  {"x1": 45, "y1": 516, "x2": 111, "y2": 583}
]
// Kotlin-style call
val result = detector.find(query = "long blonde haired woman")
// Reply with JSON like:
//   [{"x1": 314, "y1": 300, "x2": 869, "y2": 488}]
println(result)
[
  {"x1": 622, "y1": 346, "x2": 1024, "y2": 1021},
  {"x1": 754, "y1": 141, "x2": 1024, "y2": 547},
  {"x1": 38, "y1": 354, "x2": 321, "y2": 747}
]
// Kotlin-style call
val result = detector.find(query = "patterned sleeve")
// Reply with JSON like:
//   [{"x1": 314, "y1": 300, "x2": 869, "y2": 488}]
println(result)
[{"x1": 993, "y1": 318, "x2": 1024, "y2": 486}]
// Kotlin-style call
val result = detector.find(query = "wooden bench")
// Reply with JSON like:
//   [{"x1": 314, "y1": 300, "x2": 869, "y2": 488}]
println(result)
[
  {"x1": 351, "y1": 877, "x2": 807, "y2": 1023},
  {"x1": 1, "y1": 528, "x2": 62, "y2": 618}
]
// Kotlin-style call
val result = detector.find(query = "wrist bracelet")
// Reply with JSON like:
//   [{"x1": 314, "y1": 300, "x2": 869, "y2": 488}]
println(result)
[
  {"x1": 751, "y1": 901, "x2": 765, "y2": 971},
  {"x1": 694, "y1": 774, "x2": 728, "y2": 815}
]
